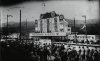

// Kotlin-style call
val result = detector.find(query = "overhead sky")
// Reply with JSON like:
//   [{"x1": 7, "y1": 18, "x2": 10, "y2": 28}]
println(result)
[{"x1": 0, "y1": 0, "x2": 99, "y2": 24}]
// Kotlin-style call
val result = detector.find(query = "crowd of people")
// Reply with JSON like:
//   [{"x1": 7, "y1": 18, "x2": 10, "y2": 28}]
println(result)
[{"x1": 1, "y1": 40, "x2": 100, "y2": 61}]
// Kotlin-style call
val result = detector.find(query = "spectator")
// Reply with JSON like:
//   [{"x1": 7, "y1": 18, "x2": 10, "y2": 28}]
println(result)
[
  {"x1": 67, "y1": 48, "x2": 72, "y2": 61},
  {"x1": 1, "y1": 40, "x2": 100, "y2": 61},
  {"x1": 54, "y1": 53, "x2": 61, "y2": 61},
  {"x1": 85, "y1": 46, "x2": 90, "y2": 61},
  {"x1": 93, "y1": 49, "x2": 99, "y2": 61},
  {"x1": 78, "y1": 46, "x2": 82, "y2": 61},
  {"x1": 60, "y1": 50, "x2": 68, "y2": 61},
  {"x1": 71, "y1": 47, "x2": 77, "y2": 61},
  {"x1": 34, "y1": 52, "x2": 40, "y2": 61},
  {"x1": 89, "y1": 49, "x2": 94, "y2": 61},
  {"x1": 80, "y1": 46, "x2": 85, "y2": 61},
  {"x1": 98, "y1": 50, "x2": 100, "y2": 61}
]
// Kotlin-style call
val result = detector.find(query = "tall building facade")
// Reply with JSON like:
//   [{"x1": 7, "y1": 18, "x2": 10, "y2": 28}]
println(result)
[
  {"x1": 34, "y1": 11, "x2": 71, "y2": 34},
  {"x1": 30, "y1": 11, "x2": 71, "y2": 42}
]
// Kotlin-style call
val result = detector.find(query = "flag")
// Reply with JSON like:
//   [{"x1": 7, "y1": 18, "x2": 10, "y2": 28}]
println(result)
[
  {"x1": 80, "y1": 24, "x2": 86, "y2": 31},
  {"x1": 82, "y1": 15, "x2": 86, "y2": 18},
  {"x1": 8, "y1": 15, "x2": 13, "y2": 17}
]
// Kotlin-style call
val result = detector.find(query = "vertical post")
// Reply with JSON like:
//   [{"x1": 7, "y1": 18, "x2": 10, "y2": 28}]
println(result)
[
  {"x1": 0, "y1": 10, "x2": 1, "y2": 61},
  {"x1": 74, "y1": 17, "x2": 75, "y2": 33},
  {"x1": 20, "y1": 10, "x2": 21, "y2": 41},
  {"x1": 0, "y1": 14, "x2": 1, "y2": 42},
  {"x1": 26, "y1": 19, "x2": 27, "y2": 43},
  {"x1": 0, "y1": 11, "x2": 2, "y2": 42},
  {"x1": 74, "y1": 17, "x2": 77, "y2": 43},
  {"x1": 84, "y1": 16, "x2": 87, "y2": 41},
  {"x1": 0, "y1": 18, "x2": 1, "y2": 42},
  {"x1": 6, "y1": 14, "x2": 8, "y2": 41}
]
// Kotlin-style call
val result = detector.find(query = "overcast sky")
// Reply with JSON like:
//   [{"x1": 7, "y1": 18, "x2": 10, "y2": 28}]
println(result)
[{"x1": 0, "y1": 0, "x2": 99, "y2": 24}]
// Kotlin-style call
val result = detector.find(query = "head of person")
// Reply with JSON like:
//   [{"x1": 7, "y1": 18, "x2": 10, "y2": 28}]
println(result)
[
  {"x1": 79, "y1": 46, "x2": 80, "y2": 48},
  {"x1": 73, "y1": 47, "x2": 76, "y2": 50},
  {"x1": 87, "y1": 46, "x2": 89, "y2": 48},
  {"x1": 82, "y1": 46, "x2": 84, "y2": 49}
]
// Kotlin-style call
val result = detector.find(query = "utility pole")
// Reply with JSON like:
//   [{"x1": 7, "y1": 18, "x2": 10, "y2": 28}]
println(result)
[
  {"x1": 74, "y1": 17, "x2": 77, "y2": 43},
  {"x1": 0, "y1": 16, "x2": 1, "y2": 42},
  {"x1": 0, "y1": 11, "x2": 2, "y2": 42},
  {"x1": 6, "y1": 14, "x2": 8, "y2": 41},
  {"x1": 0, "y1": 10, "x2": 1, "y2": 61},
  {"x1": 26, "y1": 19, "x2": 27, "y2": 43},
  {"x1": 74, "y1": 17, "x2": 75, "y2": 33},
  {"x1": 19, "y1": 9, "x2": 21, "y2": 41}
]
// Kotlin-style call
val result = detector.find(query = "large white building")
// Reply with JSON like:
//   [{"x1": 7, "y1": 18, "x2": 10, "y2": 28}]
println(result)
[
  {"x1": 34, "y1": 11, "x2": 71, "y2": 34},
  {"x1": 29, "y1": 11, "x2": 71, "y2": 41}
]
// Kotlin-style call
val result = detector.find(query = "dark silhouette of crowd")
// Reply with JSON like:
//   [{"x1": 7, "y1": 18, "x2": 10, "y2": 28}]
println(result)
[{"x1": 1, "y1": 40, "x2": 100, "y2": 61}]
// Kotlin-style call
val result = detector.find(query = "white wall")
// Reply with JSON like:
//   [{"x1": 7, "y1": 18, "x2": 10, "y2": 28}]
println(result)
[{"x1": 68, "y1": 34, "x2": 98, "y2": 42}]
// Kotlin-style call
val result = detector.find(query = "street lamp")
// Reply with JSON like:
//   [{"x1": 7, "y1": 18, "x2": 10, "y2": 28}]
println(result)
[
  {"x1": 82, "y1": 15, "x2": 87, "y2": 41},
  {"x1": 8, "y1": 7, "x2": 24, "y2": 41},
  {"x1": 6, "y1": 14, "x2": 13, "y2": 41}
]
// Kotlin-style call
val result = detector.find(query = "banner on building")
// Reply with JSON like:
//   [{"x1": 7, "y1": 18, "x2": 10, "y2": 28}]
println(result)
[{"x1": 29, "y1": 32, "x2": 68, "y2": 36}]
